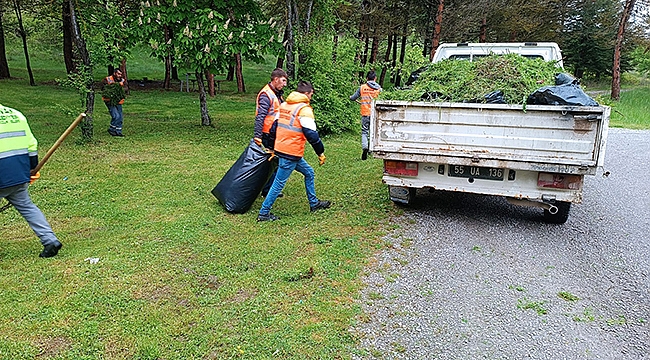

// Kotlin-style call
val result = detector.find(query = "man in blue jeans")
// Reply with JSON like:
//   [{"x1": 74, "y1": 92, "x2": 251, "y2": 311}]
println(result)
[
  {"x1": 257, "y1": 81, "x2": 330, "y2": 222},
  {"x1": 0, "y1": 104, "x2": 62, "y2": 257},
  {"x1": 102, "y1": 68, "x2": 127, "y2": 137}
]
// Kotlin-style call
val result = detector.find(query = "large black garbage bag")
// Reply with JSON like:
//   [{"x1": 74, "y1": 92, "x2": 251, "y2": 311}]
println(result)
[
  {"x1": 212, "y1": 139, "x2": 274, "y2": 213},
  {"x1": 527, "y1": 73, "x2": 598, "y2": 106}
]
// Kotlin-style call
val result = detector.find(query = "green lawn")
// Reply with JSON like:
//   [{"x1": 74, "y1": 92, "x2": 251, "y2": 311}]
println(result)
[
  {"x1": 1, "y1": 45, "x2": 394, "y2": 359},
  {"x1": 1, "y1": 40, "x2": 649, "y2": 359}
]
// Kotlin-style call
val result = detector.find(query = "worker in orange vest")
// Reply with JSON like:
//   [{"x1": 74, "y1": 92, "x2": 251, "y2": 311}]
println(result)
[
  {"x1": 254, "y1": 68, "x2": 287, "y2": 197},
  {"x1": 350, "y1": 70, "x2": 382, "y2": 160},
  {"x1": 257, "y1": 81, "x2": 330, "y2": 222},
  {"x1": 102, "y1": 68, "x2": 127, "y2": 137}
]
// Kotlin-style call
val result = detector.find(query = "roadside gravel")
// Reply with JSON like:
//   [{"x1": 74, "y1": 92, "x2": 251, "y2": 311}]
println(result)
[{"x1": 352, "y1": 128, "x2": 650, "y2": 360}]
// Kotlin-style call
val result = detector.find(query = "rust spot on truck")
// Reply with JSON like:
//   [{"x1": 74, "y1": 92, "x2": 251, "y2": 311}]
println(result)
[{"x1": 573, "y1": 119, "x2": 593, "y2": 133}]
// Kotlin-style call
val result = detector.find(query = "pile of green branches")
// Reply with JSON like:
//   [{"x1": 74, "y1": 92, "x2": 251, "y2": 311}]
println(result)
[
  {"x1": 102, "y1": 83, "x2": 126, "y2": 107},
  {"x1": 382, "y1": 54, "x2": 560, "y2": 104}
]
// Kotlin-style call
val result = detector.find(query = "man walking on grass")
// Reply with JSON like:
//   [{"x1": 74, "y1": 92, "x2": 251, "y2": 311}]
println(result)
[
  {"x1": 102, "y1": 68, "x2": 128, "y2": 137},
  {"x1": 0, "y1": 104, "x2": 62, "y2": 258},
  {"x1": 350, "y1": 70, "x2": 382, "y2": 160},
  {"x1": 257, "y1": 81, "x2": 330, "y2": 222},
  {"x1": 253, "y1": 68, "x2": 287, "y2": 197}
]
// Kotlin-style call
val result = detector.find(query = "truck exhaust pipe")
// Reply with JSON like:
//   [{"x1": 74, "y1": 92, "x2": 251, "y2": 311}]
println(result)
[{"x1": 506, "y1": 198, "x2": 558, "y2": 213}]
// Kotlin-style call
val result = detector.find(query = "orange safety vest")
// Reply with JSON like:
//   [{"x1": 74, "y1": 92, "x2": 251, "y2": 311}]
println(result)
[
  {"x1": 274, "y1": 103, "x2": 309, "y2": 158},
  {"x1": 102, "y1": 76, "x2": 125, "y2": 105},
  {"x1": 359, "y1": 83, "x2": 381, "y2": 116},
  {"x1": 256, "y1": 84, "x2": 281, "y2": 134}
]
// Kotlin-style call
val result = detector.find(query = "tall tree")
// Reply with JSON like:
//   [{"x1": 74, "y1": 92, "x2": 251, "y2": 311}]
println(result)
[
  {"x1": 13, "y1": 0, "x2": 34, "y2": 85},
  {"x1": 62, "y1": 0, "x2": 76, "y2": 74},
  {"x1": 0, "y1": 1, "x2": 10, "y2": 79},
  {"x1": 612, "y1": 0, "x2": 637, "y2": 100},
  {"x1": 68, "y1": 0, "x2": 95, "y2": 140},
  {"x1": 136, "y1": 0, "x2": 280, "y2": 126}
]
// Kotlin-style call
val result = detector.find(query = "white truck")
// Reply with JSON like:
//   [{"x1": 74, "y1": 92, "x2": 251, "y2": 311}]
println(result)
[{"x1": 369, "y1": 42, "x2": 610, "y2": 223}]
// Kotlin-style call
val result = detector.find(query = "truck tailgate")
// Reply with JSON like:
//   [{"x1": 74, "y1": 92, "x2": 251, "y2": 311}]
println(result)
[{"x1": 370, "y1": 100, "x2": 609, "y2": 173}]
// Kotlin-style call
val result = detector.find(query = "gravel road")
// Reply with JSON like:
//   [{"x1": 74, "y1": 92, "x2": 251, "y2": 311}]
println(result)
[{"x1": 352, "y1": 128, "x2": 650, "y2": 360}]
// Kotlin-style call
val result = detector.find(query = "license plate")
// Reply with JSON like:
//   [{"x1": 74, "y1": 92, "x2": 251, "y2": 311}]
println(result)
[{"x1": 448, "y1": 165, "x2": 504, "y2": 181}]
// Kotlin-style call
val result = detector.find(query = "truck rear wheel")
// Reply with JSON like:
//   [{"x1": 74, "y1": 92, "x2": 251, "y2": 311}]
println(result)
[
  {"x1": 388, "y1": 186, "x2": 416, "y2": 206},
  {"x1": 543, "y1": 201, "x2": 571, "y2": 224}
]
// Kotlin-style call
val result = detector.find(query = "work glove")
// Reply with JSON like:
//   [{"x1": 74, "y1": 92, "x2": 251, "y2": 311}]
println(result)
[
  {"x1": 254, "y1": 137, "x2": 262, "y2": 147},
  {"x1": 318, "y1": 154, "x2": 326, "y2": 166},
  {"x1": 30, "y1": 171, "x2": 40, "y2": 185}
]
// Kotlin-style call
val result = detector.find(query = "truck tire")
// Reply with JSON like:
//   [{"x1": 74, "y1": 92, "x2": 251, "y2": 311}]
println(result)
[
  {"x1": 388, "y1": 186, "x2": 416, "y2": 206},
  {"x1": 543, "y1": 201, "x2": 571, "y2": 224}
]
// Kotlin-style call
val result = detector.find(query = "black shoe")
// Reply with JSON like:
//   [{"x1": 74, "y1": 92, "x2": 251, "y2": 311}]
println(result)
[
  {"x1": 310, "y1": 200, "x2": 331, "y2": 212},
  {"x1": 362, "y1": 149, "x2": 368, "y2": 160},
  {"x1": 39, "y1": 242, "x2": 62, "y2": 258},
  {"x1": 108, "y1": 129, "x2": 124, "y2": 137},
  {"x1": 257, "y1": 213, "x2": 279, "y2": 222}
]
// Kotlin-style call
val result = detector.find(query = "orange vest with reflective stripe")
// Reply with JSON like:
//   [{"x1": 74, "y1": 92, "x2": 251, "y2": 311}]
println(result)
[
  {"x1": 360, "y1": 83, "x2": 380, "y2": 116},
  {"x1": 274, "y1": 103, "x2": 309, "y2": 158},
  {"x1": 102, "y1": 76, "x2": 125, "y2": 105},
  {"x1": 256, "y1": 84, "x2": 281, "y2": 134}
]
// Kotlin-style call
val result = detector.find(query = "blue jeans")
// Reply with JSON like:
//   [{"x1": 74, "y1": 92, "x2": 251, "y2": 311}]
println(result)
[
  {"x1": 0, "y1": 183, "x2": 60, "y2": 246},
  {"x1": 107, "y1": 104, "x2": 123, "y2": 134},
  {"x1": 259, "y1": 157, "x2": 318, "y2": 215}
]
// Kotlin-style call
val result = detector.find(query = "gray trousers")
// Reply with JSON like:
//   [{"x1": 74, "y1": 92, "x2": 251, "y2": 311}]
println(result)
[
  {"x1": 361, "y1": 115, "x2": 370, "y2": 150},
  {"x1": 0, "y1": 183, "x2": 59, "y2": 246}
]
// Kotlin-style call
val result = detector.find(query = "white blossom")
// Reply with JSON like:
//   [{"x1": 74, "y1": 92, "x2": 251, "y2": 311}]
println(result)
[
  {"x1": 204, "y1": 44, "x2": 210, "y2": 53},
  {"x1": 208, "y1": 11, "x2": 214, "y2": 19},
  {"x1": 213, "y1": 25, "x2": 217, "y2": 32},
  {"x1": 269, "y1": 35, "x2": 274, "y2": 42},
  {"x1": 283, "y1": 40, "x2": 288, "y2": 47},
  {"x1": 156, "y1": 0, "x2": 160, "y2": 6},
  {"x1": 224, "y1": 19, "x2": 230, "y2": 29},
  {"x1": 138, "y1": 17, "x2": 143, "y2": 25},
  {"x1": 268, "y1": 18, "x2": 273, "y2": 25},
  {"x1": 147, "y1": 17, "x2": 151, "y2": 23},
  {"x1": 239, "y1": 31, "x2": 244, "y2": 38},
  {"x1": 183, "y1": 25, "x2": 189, "y2": 36},
  {"x1": 196, "y1": 24, "x2": 200, "y2": 30},
  {"x1": 140, "y1": 9, "x2": 144, "y2": 16},
  {"x1": 271, "y1": 21, "x2": 277, "y2": 28},
  {"x1": 228, "y1": 32, "x2": 233, "y2": 40},
  {"x1": 173, "y1": 0, "x2": 177, "y2": 6},
  {"x1": 157, "y1": 13, "x2": 160, "y2": 21},
  {"x1": 151, "y1": 42, "x2": 159, "y2": 50},
  {"x1": 145, "y1": 1, "x2": 150, "y2": 7},
  {"x1": 166, "y1": 39, "x2": 172, "y2": 45},
  {"x1": 189, "y1": 31, "x2": 193, "y2": 38}
]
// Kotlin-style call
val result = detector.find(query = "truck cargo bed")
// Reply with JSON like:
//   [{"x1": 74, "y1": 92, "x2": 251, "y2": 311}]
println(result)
[{"x1": 370, "y1": 101, "x2": 609, "y2": 175}]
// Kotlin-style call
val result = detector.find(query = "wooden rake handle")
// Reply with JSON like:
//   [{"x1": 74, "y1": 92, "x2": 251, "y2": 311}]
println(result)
[{"x1": 31, "y1": 113, "x2": 86, "y2": 175}]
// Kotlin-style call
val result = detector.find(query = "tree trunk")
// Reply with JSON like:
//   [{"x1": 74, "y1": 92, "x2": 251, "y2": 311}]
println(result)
[
  {"x1": 395, "y1": 35, "x2": 407, "y2": 87},
  {"x1": 390, "y1": 32, "x2": 398, "y2": 84},
  {"x1": 196, "y1": 71, "x2": 211, "y2": 126},
  {"x1": 13, "y1": 0, "x2": 34, "y2": 86},
  {"x1": 380, "y1": 34, "x2": 393, "y2": 87},
  {"x1": 285, "y1": 0, "x2": 295, "y2": 80},
  {"x1": 205, "y1": 70, "x2": 214, "y2": 97},
  {"x1": 0, "y1": 6, "x2": 10, "y2": 79},
  {"x1": 370, "y1": 36, "x2": 379, "y2": 63},
  {"x1": 235, "y1": 53, "x2": 245, "y2": 93},
  {"x1": 430, "y1": 0, "x2": 444, "y2": 61},
  {"x1": 479, "y1": 17, "x2": 487, "y2": 43},
  {"x1": 163, "y1": 25, "x2": 171, "y2": 89},
  {"x1": 612, "y1": 0, "x2": 636, "y2": 100},
  {"x1": 171, "y1": 64, "x2": 178, "y2": 80},
  {"x1": 69, "y1": 0, "x2": 94, "y2": 140},
  {"x1": 304, "y1": 0, "x2": 313, "y2": 35},
  {"x1": 277, "y1": 24, "x2": 288, "y2": 69},
  {"x1": 226, "y1": 64, "x2": 234, "y2": 81},
  {"x1": 62, "y1": 0, "x2": 75, "y2": 74}
]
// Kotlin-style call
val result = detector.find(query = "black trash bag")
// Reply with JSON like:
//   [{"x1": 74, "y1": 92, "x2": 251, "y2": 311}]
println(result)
[
  {"x1": 555, "y1": 72, "x2": 577, "y2": 85},
  {"x1": 405, "y1": 65, "x2": 430, "y2": 86},
  {"x1": 484, "y1": 90, "x2": 507, "y2": 104},
  {"x1": 527, "y1": 83, "x2": 598, "y2": 107},
  {"x1": 211, "y1": 139, "x2": 274, "y2": 214}
]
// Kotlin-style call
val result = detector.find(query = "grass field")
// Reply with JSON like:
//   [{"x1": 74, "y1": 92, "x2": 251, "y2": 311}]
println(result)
[
  {"x1": 1, "y1": 44, "x2": 395, "y2": 359},
  {"x1": 1, "y1": 40, "x2": 649, "y2": 359}
]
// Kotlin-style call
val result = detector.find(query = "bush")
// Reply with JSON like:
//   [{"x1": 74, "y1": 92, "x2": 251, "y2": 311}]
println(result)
[{"x1": 297, "y1": 35, "x2": 359, "y2": 134}]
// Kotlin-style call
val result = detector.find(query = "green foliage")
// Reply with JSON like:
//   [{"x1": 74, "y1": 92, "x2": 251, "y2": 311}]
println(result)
[
  {"x1": 381, "y1": 54, "x2": 558, "y2": 104},
  {"x1": 558, "y1": 291, "x2": 580, "y2": 302},
  {"x1": 55, "y1": 64, "x2": 93, "y2": 108},
  {"x1": 631, "y1": 46, "x2": 650, "y2": 75},
  {"x1": 297, "y1": 35, "x2": 360, "y2": 134},
  {"x1": 102, "y1": 83, "x2": 126, "y2": 106},
  {"x1": 135, "y1": 0, "x2": 282, "y2": 73}
]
